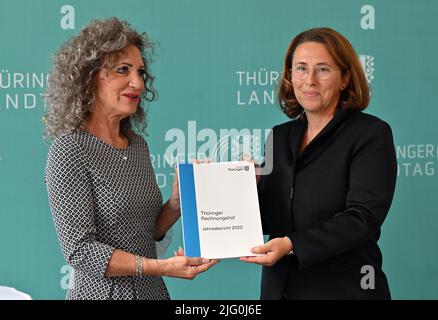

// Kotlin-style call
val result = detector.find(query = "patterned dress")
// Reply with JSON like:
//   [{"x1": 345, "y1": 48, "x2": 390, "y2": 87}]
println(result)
[{"x1": 45, "y1": 131, "x2": 170, "y2": 300}]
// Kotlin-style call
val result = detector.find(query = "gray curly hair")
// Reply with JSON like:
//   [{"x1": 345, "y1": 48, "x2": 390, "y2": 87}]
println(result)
[{"x1": 43, "y1": 17, "x2": 156, "y2": 140}]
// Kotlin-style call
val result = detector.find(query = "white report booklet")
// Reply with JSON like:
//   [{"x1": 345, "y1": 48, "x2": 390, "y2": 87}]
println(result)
[{"x1": 177, "y1": 161, "x2": 264, "y2": 259}]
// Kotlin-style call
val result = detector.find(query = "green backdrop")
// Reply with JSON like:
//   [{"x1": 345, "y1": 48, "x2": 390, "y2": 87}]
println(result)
[{"x1": 1, "y1": 0, "x2": 437, "y2": 299}]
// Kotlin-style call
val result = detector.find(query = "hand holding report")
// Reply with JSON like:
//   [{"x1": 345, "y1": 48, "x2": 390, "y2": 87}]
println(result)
[{"x1": 177, "y1": 161, "x2": 264, "y2": 259}]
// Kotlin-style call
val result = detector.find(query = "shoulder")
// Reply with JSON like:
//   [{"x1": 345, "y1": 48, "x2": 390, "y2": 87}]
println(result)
[
  {"x1": 45, "y1": 133, "x2": 90, "y2": 185},
  {"x1": 348, "y1": 111, "x2": 393, "y2": 135},
  {"x1": 48, "y1": 131, "x2": 83, "y2": 155},
  {"x1": 129, "y1": 132, "x2": 149, "y2": 149},
  {"x1": 46, "y1": 131, "x2": 88, "y2": 170},
  {"x1": 271, "y1": 116, "x2": 301, "y2": 135},
  {"x1": 268, "y1": 117, "x2": 303, "y2": 146},
  {"x1": 346, "y1": 111, "x2": 395, "y2": 154}
]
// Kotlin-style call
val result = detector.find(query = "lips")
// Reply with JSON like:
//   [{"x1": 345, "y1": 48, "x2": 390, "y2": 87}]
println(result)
[
  {"x1": 303, "y1": 91, "x2": 319, "y2": 97},
  {"x1": 122, "y1": 93, "x2": 140, "y2": 102}
]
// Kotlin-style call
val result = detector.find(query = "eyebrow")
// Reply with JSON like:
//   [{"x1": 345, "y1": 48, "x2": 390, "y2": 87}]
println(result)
[
  {"x1": 118, "y1": 62, "x2": 145, "y2": 69},
  {"x1": 294, "y1": 62, "x2": 333, "y2": 66}
]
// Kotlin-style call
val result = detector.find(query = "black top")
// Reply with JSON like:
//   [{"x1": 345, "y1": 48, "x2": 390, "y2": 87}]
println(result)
[{"x1": 258, "y1": 108, "x2": 397, "y2": 299}]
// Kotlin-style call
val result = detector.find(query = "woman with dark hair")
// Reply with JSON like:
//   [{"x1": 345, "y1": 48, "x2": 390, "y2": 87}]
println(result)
[
  {"x1": 44, "y1": 17, "x2": 217, "y2": 300},
  {"x1": 241, "y1": 27, "x2": 397, "y2": 300}
]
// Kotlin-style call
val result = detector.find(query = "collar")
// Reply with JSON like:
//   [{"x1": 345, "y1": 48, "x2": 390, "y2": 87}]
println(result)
[{"x1": 288, "y1": 107, "x2": 353, "y2": 169}]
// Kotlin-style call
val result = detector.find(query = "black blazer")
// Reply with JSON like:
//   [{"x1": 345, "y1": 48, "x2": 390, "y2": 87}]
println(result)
[{"x1": 258, "y1": 108, "x2": 397, "y2": 300}]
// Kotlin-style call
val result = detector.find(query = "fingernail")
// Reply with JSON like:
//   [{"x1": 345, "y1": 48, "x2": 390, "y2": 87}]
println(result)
[{"x1": 202, "y1": 258, "x2": 210, "y2": 263}]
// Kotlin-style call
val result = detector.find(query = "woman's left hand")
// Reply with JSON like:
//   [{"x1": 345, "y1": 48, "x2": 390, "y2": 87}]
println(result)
[
  {"x1": 167, "y1": 159, "x2": 210, "y2": 212},
  {"x1": 240, "y1": 237, "x2": 293, "y2": 267},
  {"x1": 174, "y1": 246, "x2": 185, "y2": 256}
]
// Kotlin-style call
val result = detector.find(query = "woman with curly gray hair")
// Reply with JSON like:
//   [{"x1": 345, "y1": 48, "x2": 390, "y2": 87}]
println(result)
[{"x1": 43, "y1": 17, "x2": 217, "y2": 300}]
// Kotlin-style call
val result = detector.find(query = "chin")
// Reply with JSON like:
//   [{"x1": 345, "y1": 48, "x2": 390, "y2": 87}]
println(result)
[
  {"x1": 122, "y1": 105, "x2": 138, "y2": 115},
  {"x1": 302, "y1": 105, "x2": 323, "y2": 114}
]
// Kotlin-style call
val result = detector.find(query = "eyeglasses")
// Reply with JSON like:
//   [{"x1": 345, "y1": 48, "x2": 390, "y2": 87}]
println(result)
[{"x1": 290, "y1": 64, "x2": 340, "y2": 80}]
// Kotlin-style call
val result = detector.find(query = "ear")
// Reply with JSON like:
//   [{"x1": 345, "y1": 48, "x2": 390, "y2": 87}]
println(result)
[{"x1": 341, "y1": 70, "x2": 351, "y2": 90}]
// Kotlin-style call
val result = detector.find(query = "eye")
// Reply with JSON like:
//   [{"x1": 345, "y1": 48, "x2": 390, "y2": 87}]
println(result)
[
  {"x1": 137, "y1": 69, "x2": 146, "y2": 80},
  {"x1": 115, "y1": 66, "x2": 130, "y2": 74},
  {"x1": 295, "y1": 65, "x2": 307, "y2": 72},
  {"x1": 317, "y1": 66, "x2": 331, "y2": 73}
]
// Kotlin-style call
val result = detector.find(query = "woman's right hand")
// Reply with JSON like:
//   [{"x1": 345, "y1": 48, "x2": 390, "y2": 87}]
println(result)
[{"x1": 159, "y1": 253, "x2": 219, "y2": 280}]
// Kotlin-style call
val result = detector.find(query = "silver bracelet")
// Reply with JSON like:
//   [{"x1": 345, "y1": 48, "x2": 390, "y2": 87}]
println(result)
[{"x1": 135, "y1": 255, "x2": 143, "y2": 276}]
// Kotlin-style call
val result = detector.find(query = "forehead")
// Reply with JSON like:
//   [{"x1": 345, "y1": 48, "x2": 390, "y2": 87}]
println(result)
[
  {"x1": 116, "y1": 45, "x2": 144, "y2": 65},
  {"x1": 292, "y1": 42, "x2": 335, "y2": 65}
]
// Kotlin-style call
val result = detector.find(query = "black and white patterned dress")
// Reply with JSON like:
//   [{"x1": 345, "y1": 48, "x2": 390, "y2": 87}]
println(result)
[{"x1": 45, "y1": 131, "x2": 170, "y2": 300}]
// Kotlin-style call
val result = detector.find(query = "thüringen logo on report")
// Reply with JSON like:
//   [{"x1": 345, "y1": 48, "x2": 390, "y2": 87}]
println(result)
[{"x1": 228, "y1": 166, "x2": 246, "y2": 172}]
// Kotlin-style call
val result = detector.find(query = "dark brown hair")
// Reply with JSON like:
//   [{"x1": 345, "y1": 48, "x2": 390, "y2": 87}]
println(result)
[{"x1": 278, "y1": 27, "x2": 370, "y2": 118}]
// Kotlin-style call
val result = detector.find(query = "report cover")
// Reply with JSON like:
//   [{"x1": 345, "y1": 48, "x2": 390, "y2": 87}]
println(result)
[{"x1": 177, "y1": 161, "x2": 264, "y2": 259}]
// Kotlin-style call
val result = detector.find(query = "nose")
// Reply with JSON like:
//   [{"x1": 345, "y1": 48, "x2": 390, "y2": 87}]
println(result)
[
  {"x1": 305, "y1": 68, "x2": 318, "y2": 86},
  {"x1": 129, "y1": 72, "x2": 144, "y2": 91}
]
